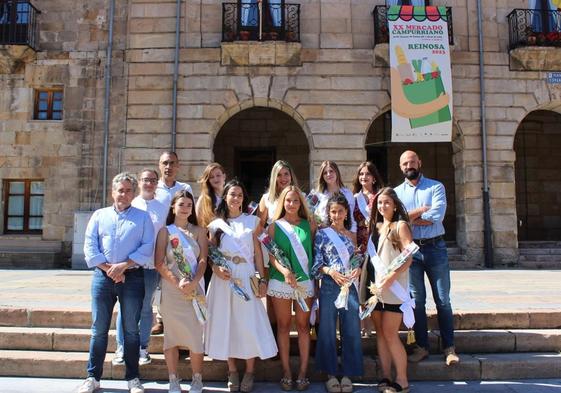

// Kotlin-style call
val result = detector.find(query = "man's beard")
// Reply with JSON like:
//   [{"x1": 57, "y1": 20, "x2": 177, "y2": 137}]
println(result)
[{"x1": 404, "y1": 168, "x2": 420, "y2": 180}]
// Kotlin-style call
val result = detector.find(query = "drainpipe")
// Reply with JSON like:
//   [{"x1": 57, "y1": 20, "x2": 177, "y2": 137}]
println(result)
[
  {"x1": 102, "y1": 0, "x2": 116, "y2": 207},
  {"x1": 171, "y1": 0, "x2": 182, "y2": 151},
  {"x1": 476, "y1": 0, "x2": 494, "y2": 268}
]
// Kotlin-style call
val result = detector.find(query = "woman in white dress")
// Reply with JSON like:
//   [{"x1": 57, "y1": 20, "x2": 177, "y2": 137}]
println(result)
[
  {"x1": 258, "y1": 160, "x2": 299, "y2": 337},
  {"x1": 312, "y1": 161, "x2": 357, "y2": 241},
  {"x1": 206, "y1": 179, "x2": 278, "y2": 393},
  {"x1": 154, "y1": 190, "x2": 208, "y2": 393}
]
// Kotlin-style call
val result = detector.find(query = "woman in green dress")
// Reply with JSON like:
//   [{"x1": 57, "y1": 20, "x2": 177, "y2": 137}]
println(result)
[{"x1": 267, "y1": 186, "x2": 316, "y2": 391}]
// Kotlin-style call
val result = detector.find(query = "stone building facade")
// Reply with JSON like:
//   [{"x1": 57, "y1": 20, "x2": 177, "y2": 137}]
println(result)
[{"x1": 0, "y1": 0, "x2": 560, "y2": 267}]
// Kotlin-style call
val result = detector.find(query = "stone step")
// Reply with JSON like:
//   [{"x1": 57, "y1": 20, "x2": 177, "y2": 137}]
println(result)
[
  {"x1": 0, "y1": 350, "x2": 560, "y2": 381},
  {"x1": 1, "y1": 327, "x2": 559, "y2": 356},
  {"x1": 2, "y1": 307, "x2": 560, "y2": 330},
  {"x1": 519, "y1": 248, "x2": 561, "y2": 255},
  {"x1": 519, "y1": 241, "x2": 561, "y2": 249}
]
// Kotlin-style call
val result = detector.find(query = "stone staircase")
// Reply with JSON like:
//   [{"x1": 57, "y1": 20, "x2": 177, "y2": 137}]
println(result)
[
  {"x1": 518, "y1": 241, "x2": 561, "y2": 269},
  {"x1": 0, "y1": 236, "x2": 65, "y2": 269},
  {"x1": 1, "y1": 307, "x2": 560, "y2": 382}
]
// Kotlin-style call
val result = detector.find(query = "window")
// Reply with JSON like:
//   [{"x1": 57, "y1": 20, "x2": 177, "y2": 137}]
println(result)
[
  {"x1": 3, "y1": 180, "x2": 44, "y2": 233},
  {"x1": 34, "y1": 89, "x2": 63, "y2": 120}
]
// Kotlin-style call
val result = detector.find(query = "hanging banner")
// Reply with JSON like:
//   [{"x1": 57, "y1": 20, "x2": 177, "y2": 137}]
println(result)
[{"x1": 389, "y1": 5, "x2": 453, "y2": 142}]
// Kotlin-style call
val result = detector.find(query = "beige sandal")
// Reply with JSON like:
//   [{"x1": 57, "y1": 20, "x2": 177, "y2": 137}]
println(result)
[
  {"x1": 240, "y1": 372, "x2": 254, "y2": 392},
  {"x1": 228, "y1": 371, "x2": 240, "y2": 392},
  {"x1": 340, "y1": 376, "x2": 353, "y2": 393},
  {"x1": 325, "y1": 376, "x2": 341, "y2": 393}
]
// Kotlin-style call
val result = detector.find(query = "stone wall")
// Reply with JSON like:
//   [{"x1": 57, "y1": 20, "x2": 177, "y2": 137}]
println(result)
[{"x1": 2, "y1": 0, "x2": 561, "y2": 267}]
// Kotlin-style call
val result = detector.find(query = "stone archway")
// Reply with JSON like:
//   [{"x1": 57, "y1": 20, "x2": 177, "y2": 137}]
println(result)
[
  {"x1": 365, "y1": 110, "x2": 457, "y2": 241},
  {"x1": 514, "y1": 110, "x2": 561, "y2": 241},
  {"x1": 213, "y1": 106, "x2": 310, "y2": 201}
]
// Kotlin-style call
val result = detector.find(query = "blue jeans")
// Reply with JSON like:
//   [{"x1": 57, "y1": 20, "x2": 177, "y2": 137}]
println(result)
[
  {"x1": 87, "y1": 268, "x2": 144, "y2": 381},
  {"x1": 315, "y1": 276, "x2": 363, "y2": 377},
  {"x1": 409, "y1": 238, "x2": 455, "y2": 350},
  {"x1": 116, "y1": 268, "x2": 159, "y2": 350}
]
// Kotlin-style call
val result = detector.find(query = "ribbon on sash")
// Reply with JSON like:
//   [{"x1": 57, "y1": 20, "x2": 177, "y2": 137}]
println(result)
[
  {"x1": 168, "y1": 225, "x2": 205, "y2": 293},
  {"x1": 275, "y1": 219, "x2": 310, "y2": 280},
  {"x1": 209, "y1": 218, "x2": 253, "y2": 262},
  {"x1": 323, "y1": 227, "x2": 357, "y2": 310},
  {"x1": 355, "y1": 192, "x2": 371, "y2": 226},
  {"x1": 360, "y1": 236, "x2": 416, "y2": 333}
]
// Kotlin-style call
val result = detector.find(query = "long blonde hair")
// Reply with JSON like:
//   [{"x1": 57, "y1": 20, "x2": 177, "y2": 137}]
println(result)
[
  {"x1": 196, "y1": 162, "x2": 226, "y2": 228},
  {"x1": 272, "y1": 186, "x2": 311, "y2": 222},
  {"x1": 266, "y1": 160, "x2": 299, "y2": 203}
]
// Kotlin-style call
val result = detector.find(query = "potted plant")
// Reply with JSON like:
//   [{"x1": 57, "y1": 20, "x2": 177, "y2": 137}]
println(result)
[
  {"x1": 525, "y1": 26, "x2": 537, "y2": 45},
  {"x1": 239, "y1": 30, "x2": 251, "y2": 40}
]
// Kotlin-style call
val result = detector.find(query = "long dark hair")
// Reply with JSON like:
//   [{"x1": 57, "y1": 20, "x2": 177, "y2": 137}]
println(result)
[
  {"x1": 369, "y1": 187, "x2": 410, "y2": 250},
  {"x1": 214, "y1": 179, "x2": 250, "y2": 246},
  {"x1": 166, "y1": 190, "x2": 198, "y2": 226},
  {"x1": 326, "y1": 193, "x2": 351, "y2": 230},
  {"x1": 351, "y1": 161, "x2": 384, "y2": 194}
]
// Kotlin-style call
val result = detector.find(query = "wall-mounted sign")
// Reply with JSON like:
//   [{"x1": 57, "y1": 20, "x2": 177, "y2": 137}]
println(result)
[
  {"x1": 547, "y1": 72, "x2": 561, "y2": 84},
  {"x1": 389, "y1": 5, "x2": 453, "y2": 142}
]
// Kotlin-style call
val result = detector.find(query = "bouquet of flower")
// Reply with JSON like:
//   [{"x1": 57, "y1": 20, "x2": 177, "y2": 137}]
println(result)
[
  {"x1": 334, "y1": 250, "x2": 365, "y2": 310},
  {"x1": 258, "y1": 233, "x2": 309, "y2": 312},
  {"x1": 208, "y1": 245, "x2": 251, "y2": 301},
  {"x1": 169, "y1": 234, "x2": 207, "y2": 324},
  {"x1": 359, "y1": 242, "x2": 420, "y2": 320},
  {"x1": 306, "y1": 191, "x2": 323, "y2": 225}
]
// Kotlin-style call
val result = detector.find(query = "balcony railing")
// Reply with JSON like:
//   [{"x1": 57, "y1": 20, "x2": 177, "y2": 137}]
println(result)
[
  {"x1": 222, "y1": 2, "x2": 300, "y2": 42},
  {"x1": 507, "y1": 9, "x2": 561, "y2": 50},
  {"x1": 0, "y1": 1, "x2": 40, "y2": 49},
  {"x1": 373, "y1": 5, "x2": 454, "y2": 47}
]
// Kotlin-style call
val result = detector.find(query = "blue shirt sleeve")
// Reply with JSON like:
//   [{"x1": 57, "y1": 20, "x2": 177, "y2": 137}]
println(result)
[
  {"x1": 128, "y1": 210, "x2": 155, "y2": 266},
  {"x1": 420, "y1": 181, "x2": 447, "y2": 224},
  {"x1": 311, "y1": 231, "x2": 327, "y2": 279},
  {"x1": 84, "y1": 210, "x2": 107, "y2": 268}
]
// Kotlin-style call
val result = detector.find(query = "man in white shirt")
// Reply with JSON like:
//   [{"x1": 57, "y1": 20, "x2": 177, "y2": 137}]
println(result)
[
  {"x1": 152, "y1": 151, "x2": 193, "y2": 335},
  {"x1": 113, "y1": 169, "x2": 168, "y2": 366}
]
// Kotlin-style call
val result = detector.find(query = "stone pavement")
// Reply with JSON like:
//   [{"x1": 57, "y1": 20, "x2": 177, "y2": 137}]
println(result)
[
  {"x1": 1, "y1": 377, "x2": 561, "y2": 393},
  {"x1": 1, "y1": 269, "x2": 561, "y2": 312}
]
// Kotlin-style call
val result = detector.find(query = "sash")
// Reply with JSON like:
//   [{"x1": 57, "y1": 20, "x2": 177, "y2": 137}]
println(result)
[
  {"x1": 355, "y1": 192, "x2": 371, "y2": 224},
  {"x1": 366, "y1": 236, "x2": 415, "y2": 329},
  {"x1": 324, "y1": 227, "x2": 351, "y2": 271},
  {"x1": 168, "y1": 224, "x2": 205, "y2": 293},
  {"x1": 209, "y1": 218, "x2": 253, "y2": 262},
  {"x1": 275, "y1": 219, "x2": 310, "y2": 280}
]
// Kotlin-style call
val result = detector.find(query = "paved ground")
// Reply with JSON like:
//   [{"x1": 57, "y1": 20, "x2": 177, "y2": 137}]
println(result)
[
  {"x1": 1, "y1": 269, "x2": 561, "y2": 312},
  {"x1": 1, "y1": 377, "x2": 561, "y2": 393}
]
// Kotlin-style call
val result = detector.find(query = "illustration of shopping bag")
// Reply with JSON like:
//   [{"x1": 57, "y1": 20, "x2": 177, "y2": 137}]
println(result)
[{"x1": 402, "y1": 73, "x2": 451, "y2": 128}]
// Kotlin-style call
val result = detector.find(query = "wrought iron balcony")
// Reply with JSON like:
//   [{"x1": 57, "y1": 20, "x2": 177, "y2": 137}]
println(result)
[
  {"x1": 222, "y1": 1, "x2": 300, "y2": 42},
  {"x1": 0, "y1": 1, "x2": 40, "y2": 49},
  {"x1": 372, "y1": 5, "x2": 454, "y2": 47},
  {"x1": 507, "y1": 9, "x2": 561, "y2": 50}
]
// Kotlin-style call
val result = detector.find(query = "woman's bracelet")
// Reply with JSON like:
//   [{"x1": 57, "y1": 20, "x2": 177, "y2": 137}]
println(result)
[
  {"x1": 325, "y1": 266, "x2": 333, "y2": 275},
  {"x1": 258, "y1": 277, "x2": 268, "y2": 285}
]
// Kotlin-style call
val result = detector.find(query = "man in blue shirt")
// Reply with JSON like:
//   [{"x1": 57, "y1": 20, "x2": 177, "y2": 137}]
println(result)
[
  {"x1": 78, "y1": 172, "x2": 154, "y2": 393},
  {"x1": 394, "y1": 150, "x2": 459, "y2": 366}
]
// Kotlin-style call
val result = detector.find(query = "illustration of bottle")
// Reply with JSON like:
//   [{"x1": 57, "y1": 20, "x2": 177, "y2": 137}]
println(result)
[
  {"x1": 421, "y1": 57, "x2": 432, "y2": 80},
  {"x1": 395, "y1": 46, "x2": 414, "y2": 84}
]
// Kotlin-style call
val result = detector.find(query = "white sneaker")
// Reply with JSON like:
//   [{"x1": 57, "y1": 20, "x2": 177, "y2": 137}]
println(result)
[
  {"x1": 169, "y1": 374, "x2": 182, "y2": 393},
  {"x1": 78, "y1": 377, "x2": 100, "y2": 393},
  {"x1": 112, "y1": 346, "x2": 124, "y2": 365},
  {"x1": 139, "y1": 348, "x2": 151, "y2": 365},
  {"x1": 190, "y1": 373, "x2": 203, "y2": 393},
  {"x1": 128, "y1": 377, "x2": 145, "y2": 393}
]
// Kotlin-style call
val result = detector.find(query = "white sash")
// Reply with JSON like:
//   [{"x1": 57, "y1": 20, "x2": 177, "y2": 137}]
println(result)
[
  {"x1": 209, "y1": 218, "x2": 253, "y2": 262},
  {"x1": 366, "y1": 236, "x2": 415, "y2": 329},
  {"x1": 324, "y1": 227, "x2": 351, "y2": 271},
  {"x1": 275, "y1": 219, "x2": 310, "y2": 279},
  {"x1": 355, "y1": 192, "x2": 371, "y2": 224},
  {"x1": 168, "y1": 224, "x2": 205, "y2": 293}
]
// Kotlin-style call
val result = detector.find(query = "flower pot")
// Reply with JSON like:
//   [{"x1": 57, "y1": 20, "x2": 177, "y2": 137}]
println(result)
[{"x1": 239, "y1": 30, "x2": 250, "y2": 41}]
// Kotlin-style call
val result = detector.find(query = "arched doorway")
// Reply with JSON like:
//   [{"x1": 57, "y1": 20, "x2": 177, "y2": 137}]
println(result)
[
  {"x1": 213, "y1": 106, "x2": 310, "y2": 202},
  {"x1": 365, "y1": 111, "x2": 457, "y2": 241},
  {"x1": 515, "y1": 110, "x2": 561, "y2": 241}
]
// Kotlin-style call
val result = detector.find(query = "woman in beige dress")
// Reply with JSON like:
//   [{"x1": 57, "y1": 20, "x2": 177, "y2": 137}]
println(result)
[{"x1": 155, "y1": 190, "x2": 208, "y2": 393}]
